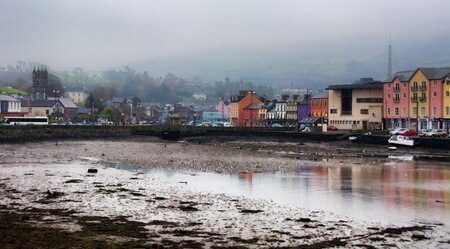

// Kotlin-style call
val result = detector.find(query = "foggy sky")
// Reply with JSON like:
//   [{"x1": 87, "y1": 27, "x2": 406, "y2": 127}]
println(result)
[{"x1": 1, "y1": 0, "x2": 450, "y2": 83}]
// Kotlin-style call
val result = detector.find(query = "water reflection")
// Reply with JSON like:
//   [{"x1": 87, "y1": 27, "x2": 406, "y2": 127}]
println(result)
[{"x1": 118, "y1": 161, "x2": 450, "y2": 226}]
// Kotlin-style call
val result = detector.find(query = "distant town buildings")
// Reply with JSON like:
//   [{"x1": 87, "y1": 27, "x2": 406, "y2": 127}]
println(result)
[{"x1": 65, "y1": 87, "x2": 87, "y2": 106}]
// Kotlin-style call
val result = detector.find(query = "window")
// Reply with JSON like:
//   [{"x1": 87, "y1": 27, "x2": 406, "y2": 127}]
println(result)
[
  {"x1": 360, "y1": 109, "x2": 369, "y2": 114},
  {"x1": 433, "y1": 92, "x2": 437, "y2": 97},
  {"x1": 395, "y1": 108, "x2": 399, "y2": 115},
  {"x1": 413, "y1": 107, "x2": 417, "y2": 115},
  {"x1": 341, "y1": 89, "x2": 352, "y2": 115},
  {"x1": 387, "y1": 94, "x2": 391, "y2": 99},
  {"x1": 433, "y1": 80, "x2": 437, "y2": 86},
  {"x1": 388, "y1": 83, "x2": 391, "y2": 88},
  {"x1": 330, "y1": 109, "x2": 337, "y2": 114},
  {"x1": 403, "y1": 93, "x2": 406, "y2": 98},
  {"x1": 403, "y1": 82, "x2": 407, "y2": 87},
  {"x1": 421, "y1": 107, "x2": 426, "y2": 115},
  {"x1": 433, "y1": 107, "x2": 437, "y2": 115},
  {"x1": 446, "y1": 91, "x2": 449, "y2": 97},
  {"x1": 447, "y1": 107, "x2": 449, "y2": 115},
  {"x1": 403, "y1": 107, "x2": 406, "y2": 115},
  {"x1": 387, "y1": 108, "x2": 391, "y2": 116},
  {"x1": 46, "y1": 110, "x2": 49, "y2": 115}
]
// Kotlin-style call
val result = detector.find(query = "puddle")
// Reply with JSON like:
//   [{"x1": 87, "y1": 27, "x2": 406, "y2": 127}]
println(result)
[{"x1": 112, "y1": 160, "x2": 450, "y2": 226}]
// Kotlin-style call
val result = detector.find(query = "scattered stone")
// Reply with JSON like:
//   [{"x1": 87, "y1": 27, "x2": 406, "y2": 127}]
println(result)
[{"x1": 411, "y1": 233, "x2": 428, "y2": 240}]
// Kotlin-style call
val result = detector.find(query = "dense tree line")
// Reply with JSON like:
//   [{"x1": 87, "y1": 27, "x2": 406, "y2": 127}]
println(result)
[{"x1": 1, "y1": 62, "x2": 274, "y2": 104}]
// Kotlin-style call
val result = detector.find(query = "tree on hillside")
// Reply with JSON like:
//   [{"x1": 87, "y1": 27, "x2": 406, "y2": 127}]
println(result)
[
  {"x1": 8, "y1": 78, "x2": 31, "y2": 92},
  {"x1": 46, "y1": 74, "x2": 65, "y2": 98}
]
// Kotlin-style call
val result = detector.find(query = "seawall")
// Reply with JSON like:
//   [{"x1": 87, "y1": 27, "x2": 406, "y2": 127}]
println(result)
[{"x1": 0, "y1": 125, "x2": 448, "y2": 150}]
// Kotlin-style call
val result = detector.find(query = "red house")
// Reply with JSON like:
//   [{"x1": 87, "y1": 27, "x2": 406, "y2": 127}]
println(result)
[{"x1": 243, "y1": 103, "x2": 263, "y2": 127}]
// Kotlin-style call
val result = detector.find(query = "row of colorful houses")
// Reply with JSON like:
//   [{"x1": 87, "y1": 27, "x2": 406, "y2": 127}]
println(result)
[
  {"x1": 384, "y1": 67, "x2": 450, "y2": 130},
  {"x1": 229, "y1": 67, "x2": 450, "y2": 131}
]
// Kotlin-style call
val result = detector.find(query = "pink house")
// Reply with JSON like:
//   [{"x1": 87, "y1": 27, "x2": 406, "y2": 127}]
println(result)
[{"x1": 384, "y1": 70, "x2": 414, "y2": 129}]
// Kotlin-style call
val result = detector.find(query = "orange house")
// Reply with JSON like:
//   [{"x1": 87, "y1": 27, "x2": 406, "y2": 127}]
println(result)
[{"x1": 229, "y1": 90, "x2": 262, "y2": 127}]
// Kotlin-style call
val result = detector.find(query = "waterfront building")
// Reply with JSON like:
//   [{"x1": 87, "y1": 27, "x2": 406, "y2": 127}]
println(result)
[
  {"x1": 229, "y1": 90, "x2": 262, "y2": 127},
  {"x1": 286, "y1": 95, "x2": 299, "y2": 125},
  {"x1": 327, "y1": 78, "x2": 383, "y2": 130},
  {"x1": 0, "y1": 94, "x2": 25, "y2": 117},
  {"x1": 243, "y1": 103, "x2": 264, "y2": 127},
  {"x1": 444, "y1": 74, "x2": 450, "y2": 130},
  {"x1": 310, "y1": 91, "x2": 328, "y2": 121},
  {"x1": 265, "y1": 100, "x2": 286, "y2": 126},
  {"x1": 408, "y1": 67, "x2": 450, "y2": 130},
  {"x1": 297, "y1": 94, "x2": 311, "y2": 124},
  {"x1": 383, "y1": 70, "x2": 414, "y2": 129}
]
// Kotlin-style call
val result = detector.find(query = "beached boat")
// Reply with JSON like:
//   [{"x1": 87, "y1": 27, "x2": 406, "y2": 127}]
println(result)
[{"x1": 388, "y1": 135, "x2": 414, "y2": 147}]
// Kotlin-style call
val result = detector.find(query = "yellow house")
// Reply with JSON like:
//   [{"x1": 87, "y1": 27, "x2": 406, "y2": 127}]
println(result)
[
  {"x1": 408, "y1": 69, "x2": 429, "y2": 130},
  {"x1": 444, "y1": 75, "x2": 450, "y2": 123},
  {"x1": 229, "y1": 101, "x2": 239, "y2": 127}
]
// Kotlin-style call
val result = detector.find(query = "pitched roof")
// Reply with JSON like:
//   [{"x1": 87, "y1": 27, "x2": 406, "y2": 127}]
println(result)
[
  {"x1": 20, "y1": 99, "x2": 56, "y2": 107},
  {"x1": 244, "y1": 103, "x2": 264, "y2": 110},
  {"x1": 58, "y1": 97, "x2": 78, "y2": 108},
  {"x1": 48, "y1": 97, "x2": 78, "y2": 108},
  {"x1": 0, "y1": 94, "x2": 19, "y2": 102},
  {"x1": 384, "y1": 70, "x2": 415, "y2": 83},
  {"x1": 418, "y1": 67, "x2": 450, "y2": 80}
]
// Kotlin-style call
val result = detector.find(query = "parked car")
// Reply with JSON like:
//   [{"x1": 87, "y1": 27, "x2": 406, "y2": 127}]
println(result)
[
  {"x1": 421, "y1": 129, "x2": 447, "y2": 137},
  {"x1": 389, "y1": 128, "x2": 408, "y2": 135},
  {"x1": 271, "y1": 123, "x2": 282, "y2": 128},
  {"x1": 398, "y1": 129, "x2": 417, "y2": 136},
  {"x1": 327, "y1": 125, "x2": 338, "y2": 131}
]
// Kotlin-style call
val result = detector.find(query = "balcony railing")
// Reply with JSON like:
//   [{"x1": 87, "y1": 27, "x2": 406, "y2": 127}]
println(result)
[
  {"x1": 393, "y1": 87, "x2": 400, "y2": 92},
  {"x1": 420, "y1": 85, "x2": 427, "y2": 91},
  {"x1": 411, "y1": 86, "x2": 418, "y2": 92},
  {"x1": 411, "y1": 97, "x2": 418, "y2": 102},
  {"x1": 393, "y1": 98, "x2": 401, "y2": 103},
  {"x1": 419, "y1": 96, "x2": 427, "y2": 102}
]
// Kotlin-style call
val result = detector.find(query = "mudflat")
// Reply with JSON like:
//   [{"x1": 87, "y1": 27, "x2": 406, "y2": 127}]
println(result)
[{"x1": 0, "y1": 137, "x2": 449, "y2": 248}]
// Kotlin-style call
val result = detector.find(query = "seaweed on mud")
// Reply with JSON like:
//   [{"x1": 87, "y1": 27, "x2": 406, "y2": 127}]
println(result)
[
  {"x1": 179, "y1": 206, "x2": 199, "y2": 212},
  {"x1": 64, "y1": 179, "x2": 83, "y2": 183},
  {"x1": 239, "y1": 209, "x2": 263, "y2": 214},
  {"x1": 147, "y1": 220, "x2": 179, "y2": 226},
  {"x1": 0, "y1": 208, "x2": 154, "y2": 249}
]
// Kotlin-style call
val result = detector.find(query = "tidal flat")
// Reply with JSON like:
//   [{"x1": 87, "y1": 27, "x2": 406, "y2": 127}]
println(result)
[{"x1": 0, "y1": 137, "x2": 449, "y2": 248}]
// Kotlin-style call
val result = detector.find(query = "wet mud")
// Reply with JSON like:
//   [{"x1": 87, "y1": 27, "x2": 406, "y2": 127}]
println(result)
[{"x1": 0, "y1": 138, "x2": 449, "y2": 248}]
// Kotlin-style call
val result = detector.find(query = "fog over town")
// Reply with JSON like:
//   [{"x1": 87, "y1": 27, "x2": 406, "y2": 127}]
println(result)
[{"x1": 1, "y1": 0, "x2": 450, "y2": 87}]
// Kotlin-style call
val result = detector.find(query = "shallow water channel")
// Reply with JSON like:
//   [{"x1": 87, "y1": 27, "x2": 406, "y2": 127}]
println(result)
[{"x1": 114, "y1": 159, "x2": 450, "y2": 227}]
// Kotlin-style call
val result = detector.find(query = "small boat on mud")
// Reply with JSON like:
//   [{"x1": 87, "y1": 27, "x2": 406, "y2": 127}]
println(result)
[{"x1": 388, "y1": 135, "x2": 414, "y2": 147}]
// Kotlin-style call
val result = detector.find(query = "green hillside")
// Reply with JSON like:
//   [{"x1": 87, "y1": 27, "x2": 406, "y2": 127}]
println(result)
[{"x1": 0, "y1": 86, "x2": 28, "y2": 95}]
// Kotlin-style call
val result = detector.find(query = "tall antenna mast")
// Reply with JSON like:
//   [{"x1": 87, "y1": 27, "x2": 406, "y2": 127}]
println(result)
[{"x1": 388, "y1": 35, "x2": 392, "y2": 78}]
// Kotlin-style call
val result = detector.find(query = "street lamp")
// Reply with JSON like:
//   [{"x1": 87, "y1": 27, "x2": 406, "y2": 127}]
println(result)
[{"x1": 52, "y1": 89, "x2": 60, "y2": 120}]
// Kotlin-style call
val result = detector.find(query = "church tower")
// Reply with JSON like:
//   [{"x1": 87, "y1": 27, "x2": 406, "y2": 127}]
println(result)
[{"x1": 32, "y1": 67, "x2": 48, "y2": 100}]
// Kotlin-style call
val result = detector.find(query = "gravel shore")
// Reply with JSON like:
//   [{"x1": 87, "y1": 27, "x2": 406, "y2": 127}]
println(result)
[{"x1": 0, "y1": 137, "x2": 449, "y2": 248}]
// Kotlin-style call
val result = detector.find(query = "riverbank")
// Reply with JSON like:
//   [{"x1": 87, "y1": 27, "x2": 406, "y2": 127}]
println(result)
[{"x1": 1, "y1": 138, "x2": 449, "y2": 248}]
